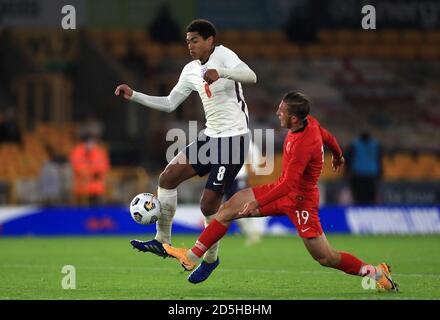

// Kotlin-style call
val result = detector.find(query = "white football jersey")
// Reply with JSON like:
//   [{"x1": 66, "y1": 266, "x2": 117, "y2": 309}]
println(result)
[{"x1": 173, "y1": 45, "x2": 250, "y2": 138}]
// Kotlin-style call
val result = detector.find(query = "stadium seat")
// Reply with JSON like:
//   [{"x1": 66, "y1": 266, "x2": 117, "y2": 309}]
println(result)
[
  {"x1": 356, "y1": 31, "x2": 379, "y2": 44},
  {"x1": 317, "y1": 29, "x2": 334, "y2": 44},
  {"x1": 130, "y1": 30, "x2": 149, "y2": 45},
  {"x1": 396, "y1": 45, "x2": 417, "y2": 60},
  {"x1": 278, "y1": 44, "x2": 301, "y2": 59},
  {"x1": 326, "y1": 45, "x2": 350, "y2": 59},
  {"x1": 110, "y1": 43, "x2": 128, "y2": 60},
  {"x1": 392, "y1": 153, "x2": 416, "y2": 180},
  {"x1": 242, "y1": 31, "x2": 265, "y2": 45},
  {"x1": 418, "y1": 46, "x2": 440, "y2": 60},
  {"x1": 304, "y1": 45, "x2": 325, "y2": 59},
  {"x1": 321, "y1": 153, "x2": 341, "y2": 181},
  {"x1": 257, "y1": 46, "x2": 282, "y2": 59},
  {"x1": 433, "y1": 160, "x2": 440, "y2": 179},
  {"x1": 414, "y1": 153, "x2": 439, "y2": 180},
  {"x1": 164, "y1": 44, "x2": 187, "y2": 59},
  {"x1": 370, "y1": 45, "x2": 396, "y2": 59},
  {"x1": 379, "y1": 30, "x2": 402, "y2": 44},
  {"x1": 402, "y1": 30, "x2": 424, "y2": 45},
  {"x1": 426, "y1": 31, "x2": 440, "y2": 45},
  {"x1": 145, "y1": 44, "x2": 163, "y2": 60},
  {"x1": 334, "y1": 30, "x2": 355, "y2": 44},
  {"x1": 219, "y1": 30, "x2": 243, "y2": 47},
  {"x1": 234, "y1": 43, "x2": 258, "y2": 58},
  {"x1": 349, "y1": 44, "x2": 373, "y2": 58},
  {"x1": 264, "y1": 31, "x2": 287, "y2": 45}
]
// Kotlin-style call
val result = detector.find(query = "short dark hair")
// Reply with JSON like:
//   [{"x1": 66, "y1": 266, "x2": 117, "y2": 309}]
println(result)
[
  {"x1": 282, "y1": 92, "x2": 310, "y2": 120},
  {"x1": 186, "y1": 19, "x2": 217, "y2": 39}
]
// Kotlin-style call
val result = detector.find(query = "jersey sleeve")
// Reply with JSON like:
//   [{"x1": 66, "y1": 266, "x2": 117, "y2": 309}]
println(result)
[
  {"x1": 255, "y1": 140, "x2": 311, "y2": 207},
  {"x1": 219, "y1": 46, "x2": 245, "y2": 69},
  {"x1": 319, "y1": 126, "x2": 342, "y2": 157},
  {"x1": 307, "y1": 115, "x2": 342, "y2": 157},
  {"x1": 173, "y1": 64, "x2": 196, "y2": 96}
]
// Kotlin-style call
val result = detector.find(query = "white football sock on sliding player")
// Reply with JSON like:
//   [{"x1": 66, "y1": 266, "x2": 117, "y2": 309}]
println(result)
[
  {"x1": 155, "y1": 187, "x2": 177, "y2": 244},
  {"x1": 203, "y1": 214, "x2": 220, "y2": 263}
]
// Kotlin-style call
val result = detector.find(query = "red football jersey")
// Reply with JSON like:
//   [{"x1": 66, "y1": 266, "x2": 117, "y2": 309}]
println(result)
[{"x1": 255, "y1": 115, "x2": 342, "y2": 207}]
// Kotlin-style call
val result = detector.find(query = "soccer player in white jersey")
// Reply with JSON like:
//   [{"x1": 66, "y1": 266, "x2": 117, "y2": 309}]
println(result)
[{"x1": 115, "y1": 19, "x2": 257, "y2": 283}]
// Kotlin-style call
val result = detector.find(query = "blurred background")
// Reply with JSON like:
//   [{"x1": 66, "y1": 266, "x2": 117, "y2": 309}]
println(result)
[{"x1": 0, "y1": 0, "x2": 439, "y2": 236}]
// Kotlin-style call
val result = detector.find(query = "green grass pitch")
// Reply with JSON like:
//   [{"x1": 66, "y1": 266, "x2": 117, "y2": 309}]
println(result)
[{"x1": 1, "y1": 234, "x2": 439, "y2": 300}]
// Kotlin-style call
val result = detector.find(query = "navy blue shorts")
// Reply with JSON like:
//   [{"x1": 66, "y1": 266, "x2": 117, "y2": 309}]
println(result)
[
  {"x1": 224, "y1": 177, "x2": 248, "y2": 201},
  {"x1": 184, "y1": 133, "x2": 250, "y2": 194}
]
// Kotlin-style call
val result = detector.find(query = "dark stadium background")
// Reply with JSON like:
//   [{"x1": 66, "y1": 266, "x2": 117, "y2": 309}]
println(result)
[{"x1": 0, "y1": 0, "x2": 439, "y2": 301}]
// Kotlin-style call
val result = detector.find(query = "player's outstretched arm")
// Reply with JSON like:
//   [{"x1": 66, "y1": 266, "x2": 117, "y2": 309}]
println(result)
[{"x1": 115, "y1": 83, "x2": 190, "y2": 113}]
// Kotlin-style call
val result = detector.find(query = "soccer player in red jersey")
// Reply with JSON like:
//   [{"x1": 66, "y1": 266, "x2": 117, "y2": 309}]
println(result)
[{"x1": 164, "y1": 92, "x2": 399, "y2": 292}]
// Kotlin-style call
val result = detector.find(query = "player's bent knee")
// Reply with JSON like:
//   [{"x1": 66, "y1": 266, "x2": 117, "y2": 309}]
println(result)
[
  {"x1": 200, "y1": 201, "x2": 218, "y2": 217},
  {"x1": 216, "y1": 207, "x2": 235, "y2": 223},
  {"x1": 158, "y1": 167, "x2": 179, "y2": 189}
]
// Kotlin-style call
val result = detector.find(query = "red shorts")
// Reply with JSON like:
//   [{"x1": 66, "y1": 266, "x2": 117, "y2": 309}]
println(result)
[{"x1": 252, "y1": 184, "x2": 323, "y2": 239}]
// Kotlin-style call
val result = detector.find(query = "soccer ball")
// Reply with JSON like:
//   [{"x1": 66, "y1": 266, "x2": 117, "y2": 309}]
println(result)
[{"x1": 129, "y1": 193, "x2": 161, "y2": 225}]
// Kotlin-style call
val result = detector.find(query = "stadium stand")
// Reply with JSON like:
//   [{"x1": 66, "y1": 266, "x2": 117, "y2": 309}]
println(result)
[{"x1": 1, "y1": 27, "x2": 439, "y2": 204}]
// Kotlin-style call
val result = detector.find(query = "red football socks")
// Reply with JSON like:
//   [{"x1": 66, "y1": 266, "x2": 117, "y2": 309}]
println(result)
[
  {"x1": 336, "y1": 252, "x2": 366, "y2": 276},
  {"x1": 191, "y1": 218, "x2": 228, "y2": 258}
]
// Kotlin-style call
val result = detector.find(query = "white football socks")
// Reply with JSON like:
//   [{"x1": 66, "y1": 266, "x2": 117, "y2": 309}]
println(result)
[
  {"x1": 155, "y1": 187, "x2": 177, "y2": 244},
  {"x1": 202, "y1": 214, "x2": 220, "y2": 263}
]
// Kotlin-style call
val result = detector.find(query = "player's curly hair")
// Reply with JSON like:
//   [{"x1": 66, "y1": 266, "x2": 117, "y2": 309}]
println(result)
[
  {"x1": 283, "y1": 92, "x2": 310, "y2": 120},
  {"x1": 186, "y1": 19, "x2": 217, "y2": 39}
]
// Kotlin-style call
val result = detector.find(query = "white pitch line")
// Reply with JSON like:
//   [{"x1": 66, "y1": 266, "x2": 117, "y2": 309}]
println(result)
[{"x1": 0, "y1": 264, "x2": 439, "y2": 279}]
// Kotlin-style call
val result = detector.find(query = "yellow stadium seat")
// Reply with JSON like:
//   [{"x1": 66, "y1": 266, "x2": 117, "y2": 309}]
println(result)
[
  {"x1": 379, "y1": 30, "x2": 402, "y2": 44},
  {"x1": 326, "y1": 45, "x2": 350, "y2": 58},
  {"x1": 383, "y1": 155, "x2": 400, "y2": 180},
  {"x1": 318, "y1": 29, "x2": 334, "y2": 44},
  {"x1": 264, "y1": 31, "x2": 286, "y2": 44},
  {"x1": 396, "y1": 45, "x2": 417, "y2": 60},
  {"x1": 219, "y1": 30, "x2": 243, "y2": 46},
  {"x1": 242, "y1": 31, "x2": 265, "y2": 44},
  {"x1": 350, "y1": 44, "x2": 373, "y2": 58},
  {"x1": 383, "y1": 153, "x2": 416, "y2": 180},
  {"x1": 418, "y1": 46, "x2": 440, "y2": 60},
  {"x1": 433, "y1": 161, "x2": 440, "y2": 179},
  {"x1": 370, "y1": 45, "x2": 396, "y2": 59},
  {"x1": 304, "y1": 45, "x2": 325, "y2": 58},
  {"x1": 130, "y1": 30, "x2": 149, "y2": 44},
  {"x1": 256, "y1": 46, "x2": 282, "y2": 59},
  {"x1": 415, "y1": 154, "x2": 439, "y2": 180},
  {"x1": 279, "y1": 44, "x2": 301, "y2": 59},
  {"x1": 145, "y1": 44, "x2": 163, "y2": 60},
  {"x1": 164, "y1": 44, "x2": 187, "y2": 59},
  {"x1": 356, "y1": 31, "x2": 379, "y2": 44},
  {"x1": 110, "y1": 43, "x2": 128, "y2": 59},
  {"x1": 426, "y1": 31, "x2": 440, "y2": 45},
  {"x1": 234, "y1": 44, "x2": 258, "y2": 59},
  {"x1": 321, "y1": 153, "x2": 342, "y2": 181},
  {"x1": 334, "y1": 30, "x2": 355, "y2": 44},
  {"x1": 402, "y1": 30, "x2": 424, "y2": 45}
]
